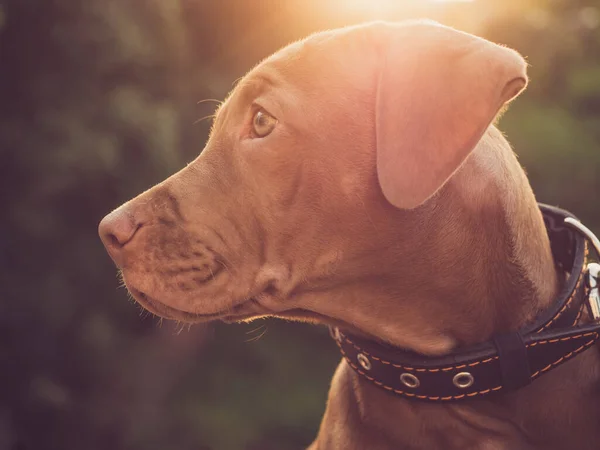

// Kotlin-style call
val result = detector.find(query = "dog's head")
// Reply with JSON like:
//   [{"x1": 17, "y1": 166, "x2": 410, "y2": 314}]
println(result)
[{"x1": 99, "y1": 21, "x2": 527, "y2": 353}]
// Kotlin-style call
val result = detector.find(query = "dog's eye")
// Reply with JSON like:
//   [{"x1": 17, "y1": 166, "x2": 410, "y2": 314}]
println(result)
[{"x1": 252, "y1": 109, "x2": 277, "y2": 137}]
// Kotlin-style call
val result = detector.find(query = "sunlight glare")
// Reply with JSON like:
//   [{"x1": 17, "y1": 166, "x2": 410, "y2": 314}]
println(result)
[{"x1": 321, "y1": 0, "x2": 476, "y2": 22}]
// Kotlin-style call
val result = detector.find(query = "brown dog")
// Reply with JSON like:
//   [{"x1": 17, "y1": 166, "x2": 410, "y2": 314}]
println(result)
[{"x1": 99, "y1": 21, "x2": 600, "y2": 449}]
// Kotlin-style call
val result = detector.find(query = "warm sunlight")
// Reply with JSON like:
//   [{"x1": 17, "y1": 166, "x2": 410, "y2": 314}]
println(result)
[
  {"x1": 8, "y1": 0, "x2": 600, "y2": 448},
  {"x1": 315, "y1": 0, "x2": 484, "y2": 31}
]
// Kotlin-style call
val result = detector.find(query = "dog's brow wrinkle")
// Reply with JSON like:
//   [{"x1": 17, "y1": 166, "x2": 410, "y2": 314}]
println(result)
[
  {"x1": 241, "y1": 73, "x2": 278, "y2": 89},
  {"x1": 234, "y1": 71, "x2": 281, "y2": 103}
]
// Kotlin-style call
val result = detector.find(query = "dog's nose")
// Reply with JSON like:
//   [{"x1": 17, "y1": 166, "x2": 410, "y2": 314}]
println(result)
[{"x1": 98, "y1": 206, "x2": 140, "y2": 266}]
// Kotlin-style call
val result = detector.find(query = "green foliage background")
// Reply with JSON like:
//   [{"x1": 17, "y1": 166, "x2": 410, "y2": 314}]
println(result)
[{"x1": 0, "y1": 1, "x2": 599, "y2": 449}]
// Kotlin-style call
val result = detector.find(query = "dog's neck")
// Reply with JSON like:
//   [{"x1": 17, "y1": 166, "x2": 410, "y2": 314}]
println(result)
[
  {"x1": 312, "y1": 127, "x2": 600, "y2": 450},
  {"x1": 400, "y1": 126, "x2": 561, "y2": 352},
  {"x1": 313, "y1": 127, "x2": 559, "y2": 356}
]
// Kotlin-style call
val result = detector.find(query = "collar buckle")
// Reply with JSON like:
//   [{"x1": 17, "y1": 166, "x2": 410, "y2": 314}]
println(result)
[
  {"x1": 563, "y1": 217, "x2": 600, "y2": 321},
  {"x1": 587, "y1": 262, "x2": 600, "y2": 321}
]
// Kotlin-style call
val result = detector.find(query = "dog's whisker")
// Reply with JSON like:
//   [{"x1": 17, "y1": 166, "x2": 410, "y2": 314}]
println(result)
[
  {"x1": 196, "y1": 98, "x2": 222, "y2": 105},
  {"x1": 244, "y1": 326, "x2": 268, "y2": 343},
  {"x1": 174, "y1": 321, "x2": 187, "y2": 335},
  {"x1": 245, "y1": 324, "x2": 266, "y2": 335},
  {"x1": 231, "y1": 76, "x2": 243, "y2": 87},
  {"x1": 138, "y1": 306, "x2": 150, "y2": 319},
  {"x1": 124, "y1": 290, "x2": 136, "y2": 304},
  {"x1": 216, "y1": 259, "x2": 233, "y2": 278},
  {"x1": 194, "y1": 114, "x2": 216, "y2": 125}
]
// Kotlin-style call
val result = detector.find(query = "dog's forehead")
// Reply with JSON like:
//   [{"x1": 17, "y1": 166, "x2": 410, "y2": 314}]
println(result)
[
  {"x1": 233, "y1": 24, "x2": 385, "y2": 98},
  {"x1": 218, "y1": 21, "x2": 442, "y2": 119},
  {"x1": 260, "y1": 19, "x2": 441, "y2": 69},
  {"x1": 265, "y1": 24, "x2": 381, "y2": 68}
]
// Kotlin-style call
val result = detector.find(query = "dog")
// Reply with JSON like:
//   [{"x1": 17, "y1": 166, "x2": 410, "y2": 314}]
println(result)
[{"x1": 99, "y1": 21, "x2": 600, "y2": 449}]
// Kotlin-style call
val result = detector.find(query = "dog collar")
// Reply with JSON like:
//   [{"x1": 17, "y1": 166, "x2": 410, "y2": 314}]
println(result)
[{"x1": 331, "y1": 203, "x2": 600, "y2": 402}]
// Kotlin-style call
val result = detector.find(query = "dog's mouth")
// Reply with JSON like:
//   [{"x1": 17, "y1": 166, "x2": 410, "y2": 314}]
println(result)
[
  {"x1": 126, "y1": 284, "x2": 272, "y2": 323},
  {"x1": 127, "y1": 285, "x2": 222, "y2": 321}
]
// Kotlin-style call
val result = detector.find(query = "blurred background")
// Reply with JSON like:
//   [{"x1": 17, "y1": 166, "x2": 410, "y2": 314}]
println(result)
[{"x1": 1, "y1": 0, "x2": 599, "y2": 449}]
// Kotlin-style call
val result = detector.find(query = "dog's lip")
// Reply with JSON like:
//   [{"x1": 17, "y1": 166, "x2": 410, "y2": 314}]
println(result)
[
  {"x1": 127, "y1": 286, "x2": 301, "y2": 325},
  {"x1": 127, "y1": 285, "x2": 232, "y2": 321}
]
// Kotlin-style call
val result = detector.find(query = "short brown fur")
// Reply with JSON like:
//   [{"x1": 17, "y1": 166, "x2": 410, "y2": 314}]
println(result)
[{"x1": 99, "y1": 21, "x2": 600, "y2": 450}]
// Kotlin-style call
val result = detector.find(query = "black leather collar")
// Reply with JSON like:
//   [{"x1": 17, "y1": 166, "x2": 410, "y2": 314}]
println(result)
[{"x1": 331, "y1": 203, "x2": 600, "y2": 402}]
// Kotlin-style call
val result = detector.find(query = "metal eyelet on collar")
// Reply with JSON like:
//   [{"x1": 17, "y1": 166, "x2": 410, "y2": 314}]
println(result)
[
  {"x1": 400, "y1": 373, "x2": 420, "y2": 389},
  {"x1": 357, "y1": 353, "x2": 371, "y2": 371},
  {"x1": 453, "y1": 372, "x2": 475, "y2": 389}
]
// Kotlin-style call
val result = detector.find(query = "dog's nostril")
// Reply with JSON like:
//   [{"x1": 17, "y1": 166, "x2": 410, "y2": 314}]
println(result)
[
  {"x1": 107, "y1": 232, "x2": 125, "y2": 248},
  {"x1": 98, "y1": 208, "x2": 141, "y2": 255},
  {"x1": 100, "y1": 221, "x2": 139, "y2": 249}
]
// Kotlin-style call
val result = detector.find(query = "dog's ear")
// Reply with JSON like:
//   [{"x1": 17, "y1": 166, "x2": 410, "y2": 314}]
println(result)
[{"x1": 375, "y1": 22, "x2": 527, "y2": 209}]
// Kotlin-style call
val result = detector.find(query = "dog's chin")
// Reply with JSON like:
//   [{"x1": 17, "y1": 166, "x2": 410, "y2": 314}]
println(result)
[
  {"x1": 125, "y1": 283, "x2": 275, "y2": 324},
  {"x1": 125, "y1": 285, "x2": 223, "y2": 322},
  {"x1": 125, "y1": 284, "x2": 348, "y2": 330}
]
